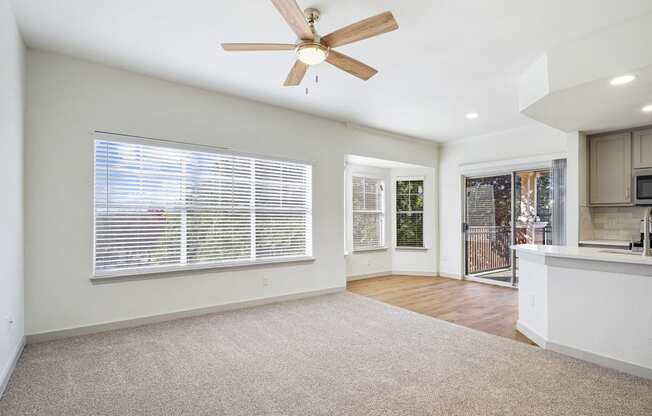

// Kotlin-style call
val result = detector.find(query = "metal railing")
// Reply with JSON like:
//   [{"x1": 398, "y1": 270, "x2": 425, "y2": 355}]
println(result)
[
  {"x1": 465, "y1": 225, "x2": 551, "y2": 275},
  {"x1": 515, "y1": 224, "x2": 552, "y2": 245},
  {"x1": 465, "y1": 226, "x2": 511, "y2": 275}
]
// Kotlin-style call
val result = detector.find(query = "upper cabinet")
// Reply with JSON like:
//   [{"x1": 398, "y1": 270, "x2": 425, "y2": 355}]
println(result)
[
  {"x1": 632, "y1": 129, "x2": 652, "y2": 169},
  {"x1": 589, "y1": 132, "x2": 632, "y2": 206}
]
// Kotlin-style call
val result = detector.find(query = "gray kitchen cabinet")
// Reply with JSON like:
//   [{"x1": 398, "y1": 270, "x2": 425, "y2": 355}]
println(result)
[
  {"x1": 589, "y1": 132, "x2": 632, "y2": 205},
  {"x1": 632, "y1": 129, "x2": 652, "y2": 169}
]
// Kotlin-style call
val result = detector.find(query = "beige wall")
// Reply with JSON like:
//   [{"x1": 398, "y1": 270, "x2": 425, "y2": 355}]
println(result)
[{"x1": 24, "y1": 49, "x2": 440, "y2": 335}]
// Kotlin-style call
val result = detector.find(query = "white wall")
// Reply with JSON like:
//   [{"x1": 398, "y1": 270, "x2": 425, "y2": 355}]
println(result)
[
  {"x1": 24, "y1": 49, "x2": 440, "y2": 335},
  {"x1": 0, "y1": 0, "x2": 25, "y2": 392},
  {"x1": 438, "y1": 124, "x2": 568, "y2": 277},
  {"x1": 565, "y1": 131, "x2": 586, "y2": 247}
]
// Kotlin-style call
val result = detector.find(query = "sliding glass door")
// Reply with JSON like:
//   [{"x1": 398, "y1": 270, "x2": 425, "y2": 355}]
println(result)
[
  {"x1": 463, "y1": 174, "x2": 513, "y2": 284},
  {"x1": 463, "y1": 167, "x2": 556, "y2": 287}
]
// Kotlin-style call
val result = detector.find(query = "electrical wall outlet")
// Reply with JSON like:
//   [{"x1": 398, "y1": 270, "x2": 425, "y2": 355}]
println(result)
[
  {"x1": 529, "y1": 294, "x2": 536, "y2": 308},
  {"x1": 262, "y1": 277, "x2": 269, "y2": 287}
]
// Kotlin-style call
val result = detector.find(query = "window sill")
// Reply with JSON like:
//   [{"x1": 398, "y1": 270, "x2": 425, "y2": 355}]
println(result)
[
  {"x1": 395, "y1": 246, "x2": 428, "y2": 251},
  {"x1": 352, "y1": 247, "x2": 388, "y2": 253},
  {"x1": 91, "y1": 256, "x2": 316, "y2": 280}
]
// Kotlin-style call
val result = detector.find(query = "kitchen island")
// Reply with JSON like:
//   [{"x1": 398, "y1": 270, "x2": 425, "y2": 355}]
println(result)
[{"x1": 512, "y1": 244, "x2": 652, "y2": 379}]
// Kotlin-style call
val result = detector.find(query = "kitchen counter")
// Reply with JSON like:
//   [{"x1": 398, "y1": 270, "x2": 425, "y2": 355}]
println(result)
[
  {"x1": 579, "y1": 239, "x2": 630, "y2": 248},
  {"x1": 514, "y1": 244, "x2": 652, "y2": 268},
  {"x1": 512, "y1": 244, "x2": 652, "y2": 379}
]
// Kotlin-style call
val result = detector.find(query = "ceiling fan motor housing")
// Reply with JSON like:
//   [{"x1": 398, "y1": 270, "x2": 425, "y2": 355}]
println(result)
[{"x1": 304, "y1": 7, "x2": 320, "y2": 25}]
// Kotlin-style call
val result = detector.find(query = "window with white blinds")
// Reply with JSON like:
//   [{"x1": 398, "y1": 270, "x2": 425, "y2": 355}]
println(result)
[
  {"x1": 352, "y1": 176, "x2": 385, "y2": 250},
  {"x1": 94, "y1": 135, "x2": 312, "y2": 277}
]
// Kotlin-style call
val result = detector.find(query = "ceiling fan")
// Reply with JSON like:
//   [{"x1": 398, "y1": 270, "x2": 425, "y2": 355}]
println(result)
[{"x1": 221, "y1": 0, "x2": 399, "y2": 86}]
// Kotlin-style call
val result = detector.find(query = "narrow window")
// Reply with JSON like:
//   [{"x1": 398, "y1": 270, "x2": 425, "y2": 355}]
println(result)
[
  {"x1": 396, "y1": 179, "x2": 424, "y2": 248},
  {"x1": 352, "y1": 176, "x2": 385, "y2": 250}
]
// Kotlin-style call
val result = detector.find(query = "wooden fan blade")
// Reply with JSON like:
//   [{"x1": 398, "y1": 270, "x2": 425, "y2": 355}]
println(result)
[
  {"x1": 326, "y1": 50, "x2": 378, "y2": 81},
  {"x1": 322, "y1": 11, "x2": 398, "y2": 48},
  {"x1": 222, "y1": 43, "x2": 296, "y2": 51},
  {"x1": 270, "y1": 0, "x2": 314, "y2": 41},
  {"x1": 284, "y1": 60, "x2": 308, "y2": 86}
]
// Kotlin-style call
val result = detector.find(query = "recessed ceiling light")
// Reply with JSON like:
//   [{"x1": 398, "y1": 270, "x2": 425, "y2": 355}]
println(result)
[
  {"x1": 466, "y1": 113, "x2": 479, "y2": 120},
  {"x1": 643, "y1": 105, "x2": 652, "y2": 113},
  {"x1": 610, "y1": 75, "x2": 637, "y2": 86}
]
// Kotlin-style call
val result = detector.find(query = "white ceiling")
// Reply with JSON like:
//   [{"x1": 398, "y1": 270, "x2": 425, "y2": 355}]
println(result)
[
  {"x1": 523, "y1": 64, "x2": 652, "y2": 134},
  {"x1": 346, "y1": 154, "x2": 428, "y2": 170},
  {"x1": 10, "y1": 0, "x2": 652, "y2": 142},
  {"x1": 519, "y1": 12, "x2": 652, "y2": 134}
]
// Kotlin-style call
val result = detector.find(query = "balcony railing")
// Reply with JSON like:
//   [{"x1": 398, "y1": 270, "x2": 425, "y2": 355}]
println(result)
[
  {"x1": 465, "y1": 224, "x2": 551, "y2": 275},
  {"x1": 465, "y1": 226, "x2": 511, "y2": 275}
]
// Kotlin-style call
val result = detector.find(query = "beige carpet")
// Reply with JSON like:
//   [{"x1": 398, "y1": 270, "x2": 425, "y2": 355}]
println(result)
[{"x1": 1, "y1": 292, "x2": 651, "y2": 415}]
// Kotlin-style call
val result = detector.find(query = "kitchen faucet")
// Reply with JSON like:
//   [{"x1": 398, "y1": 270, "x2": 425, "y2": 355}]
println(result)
[{"x1": 643, "y1": 207, "x2": 652, "y2": 257}]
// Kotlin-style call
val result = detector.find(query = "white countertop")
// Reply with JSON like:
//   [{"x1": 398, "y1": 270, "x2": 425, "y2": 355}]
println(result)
[
  {"x1": 579, "y1": 239, "x2": 630, "y2": 247},
  {"x1": 512, "y1": 244, "x2": 652, "y2": 266}
]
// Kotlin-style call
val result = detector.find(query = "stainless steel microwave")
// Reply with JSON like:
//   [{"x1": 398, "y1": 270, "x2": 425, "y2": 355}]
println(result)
[{"x1": 634, "y1": 168, "x2": 652, "y2": 205}]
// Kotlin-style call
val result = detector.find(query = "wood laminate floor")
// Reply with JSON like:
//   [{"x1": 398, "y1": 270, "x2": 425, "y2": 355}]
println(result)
[{"x1": 347, "y1": 275, "x2": 535, "y2": 346}]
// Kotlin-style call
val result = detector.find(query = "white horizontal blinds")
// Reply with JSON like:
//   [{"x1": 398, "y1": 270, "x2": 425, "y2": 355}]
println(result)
[
  {"x1": 396, "y1": 179, "x2": 424, "y2": 247},
  {"x1": 352, "y1": 176, "x2": 385, "y2": 250},
  {"x1": 94, "y1": 138, "x2": 312, "y2": 275},
  {"x1": 184, "y1": 152, "x2": 253, "y2": 265},
  {"x1": 254, "y1": 160, "x2": 312, "y2": 259},
  {"x1": 95, "y1": 141, "x2": 184, "y2": 272}
]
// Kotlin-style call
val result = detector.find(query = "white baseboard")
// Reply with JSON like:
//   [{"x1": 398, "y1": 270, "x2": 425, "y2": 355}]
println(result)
[
  {"x1": 346, "y1": 271, "x2": 392, "y2": 281},
  {"x1": 517, "y1": 321, "x2": 652, "y2": 380},
  {"x1": 346, "y1": 271, "x2": 440, "y2": 281},
  {"x1": 392, "y1": 271, "x2": 438, "y2": 277},
  {"x1": 0, "y1": 336, "x2": 25, "y2": 399},
  {"x1": 516, "y1": 321, "x2": 547, "y2": 348},
  {"x1": 547, "y1": 341, "x2": 652, "y2": 380},
  {"x1": 26, "y1": 287, "x2": 345, "y2": 344},
  {"x1": 438, "y1": 272, "x2": 462, "y2": 280}
]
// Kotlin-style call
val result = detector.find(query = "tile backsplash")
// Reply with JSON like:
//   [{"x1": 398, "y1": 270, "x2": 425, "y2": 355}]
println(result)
[{"x1": 584, "y1": 206, "x2": 648, "y2": 241}]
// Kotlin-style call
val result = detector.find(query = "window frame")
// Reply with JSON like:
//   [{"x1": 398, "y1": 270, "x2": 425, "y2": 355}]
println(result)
[
  {"x1": 91, "y1": 131, "x2": 314, "y2": 279},
  {"x1": 395, "y1": 176, "x2": 425, "y2": 249},
  {"x1": 351, "y1": 174, "x2": 386, "y2": 252}
]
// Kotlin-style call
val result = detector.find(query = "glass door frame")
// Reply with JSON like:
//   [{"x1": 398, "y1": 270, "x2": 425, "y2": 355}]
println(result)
[
  {"x1": 461, "y1": 171, "x2": 517, "y2": 288},
  {"x1": 462, "y1": 167, "x2": 554, "y2": 288}
]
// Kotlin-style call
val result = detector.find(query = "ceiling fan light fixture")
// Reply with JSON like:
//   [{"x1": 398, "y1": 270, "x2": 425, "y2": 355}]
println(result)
[{"x1": 296, "y1": 43, "x2": 329, "y2": 65}]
